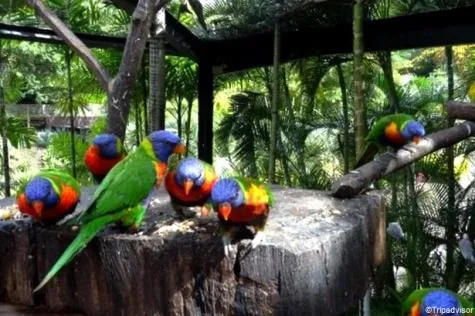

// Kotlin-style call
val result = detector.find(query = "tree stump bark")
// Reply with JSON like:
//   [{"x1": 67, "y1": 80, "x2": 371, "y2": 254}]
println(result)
[{"x1": 0, "y1": 186, "x2": 385, "y2": 316}]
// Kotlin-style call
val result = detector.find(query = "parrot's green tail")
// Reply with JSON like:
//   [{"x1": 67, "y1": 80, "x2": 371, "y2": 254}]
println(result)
[
  {"x1": 354, "y1": 142, "x2": 380, "y2": 169},
  {"x1": 33, "y1": 213, "x2": 119, "y2": 293}
]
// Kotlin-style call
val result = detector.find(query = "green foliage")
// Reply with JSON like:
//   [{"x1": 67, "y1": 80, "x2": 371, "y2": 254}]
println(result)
[
  {"x1": 5, "y1": 117, "x2": 36, "y2": 148},
  {"x1": 43, "y1": 132, "x2": 90, "y2": 184},
  {"x1": 87, "y1": 117, "x2": 107, "y2": 141}
]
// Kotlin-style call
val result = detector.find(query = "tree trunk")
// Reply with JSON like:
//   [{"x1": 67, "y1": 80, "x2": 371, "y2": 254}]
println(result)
[
  {"x1": 0, "y1": 186, "x2": 385, "y2": 316},
  {"x1": 444, "y1": 45, "x2": 457, "y2": 290},
  {"x1": 281, "y1": 68, "x2": 306, "y2": 179},
  {"x1": 142, "y1": 57, "x2": 149, "y2": 135},
  {"x1": 378, "y1": 51, "x2": 399, "y2": 113},
  {"x1": 268, "y1": 21, "x2": 280, "y2": 184},
  {"x1": 65, "y1": 49, "x2": 77, "y2": 178},
  {"x1": 337, "y1": 63, "x2": 350, "y2": 174},
  {"x1": 177, "y1": 96, "x2": 183, "y2": 139},
  {"x1": 0, "y1": 85, "x2": 10, "y2": 197},
  {"x1": 353, "y1": 0, "x2": 366, "y2": 160},
  {"x1": 135, "y1": 99, "x2": 141, "y2": 146},
  {"x1": 185, "y1": 97, "x2": 193, "y2": 156}
]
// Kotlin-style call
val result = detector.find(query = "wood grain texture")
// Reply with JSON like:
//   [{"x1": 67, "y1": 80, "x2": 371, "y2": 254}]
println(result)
[
  {"x1": 447, "y1": 100, "x2": 475, "y2": 121},
  {"x1": 0, "y1": 186, "x2": 384, "y2": 316}
]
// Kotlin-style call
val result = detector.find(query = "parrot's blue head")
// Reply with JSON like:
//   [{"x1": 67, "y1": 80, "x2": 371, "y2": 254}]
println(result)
[
  {"x1": 211, "y1": 178, "x2": 244, "y2": 221},
  {"x1": 93, "y1": 133, "x2": 123, "y2": 159},
  {"x1": 420, "y1": 290, "x2": 461, "y2": 316},
  {"x1": 175, "y1": 157, "x2": 205, "y2": 195},
  {"x1": 24, "y1": 177, "x2": 59, "y2": 216},
  {"x1": 147, "y1": 130, "x2": 185, "y2": 162},
  {"x1": 401, "y1": 120, "x2": 426, "y2": 144}
]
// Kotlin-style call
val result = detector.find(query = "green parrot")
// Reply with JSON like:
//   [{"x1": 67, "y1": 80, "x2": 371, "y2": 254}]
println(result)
[
  {"x1": 33, "y1": 130, "x2": 185, "y2": 293},
  {"x1": 354, "y1": 113, "x2": 426, "y2": 168},
  {"x1": 401, "y1": 287, "x2": 473, "y2": 316}
]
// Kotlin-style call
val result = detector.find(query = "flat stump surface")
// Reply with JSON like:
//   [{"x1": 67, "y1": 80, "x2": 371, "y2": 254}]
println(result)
[{"x1": 0, "y1": 185, "x2": 385, "y2": 316}]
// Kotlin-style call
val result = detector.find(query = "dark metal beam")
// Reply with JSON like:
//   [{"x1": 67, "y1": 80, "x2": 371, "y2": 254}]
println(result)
[
  {"x1": 0, "y1": 22, "x2": 185, "y2": 56},
  {"x1": 163, "y1": 11, "x2": 201, "y2": 61},
  {"x1": 208, "y1": 5, "x2": 475, "y2": 74},
  {"x1": 197, "y1": 58, "x2": 214, "y2": 164},
  {"x1": 0, "y1": 22, "x2": 125, "y2": 49}
]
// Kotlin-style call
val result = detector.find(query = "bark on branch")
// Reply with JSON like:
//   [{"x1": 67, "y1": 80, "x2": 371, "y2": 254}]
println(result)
[
  {"x1": 332, "y1": 121, "x2": 475, "y2": 198},
  {"x1": 26, "y1": 0, "x2": 111, "y2": 92},
  {"x1": 447, "y1": 100, "x2": 475, "y2": 121},
  {"x1": 26, "y1": 0, "x2": 171, "y2": 140}
]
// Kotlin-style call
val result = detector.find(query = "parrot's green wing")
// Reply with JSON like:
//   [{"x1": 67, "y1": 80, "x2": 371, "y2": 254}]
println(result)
[
  {"x1": 40, "y1": 170, "x2": 80, "y2": 193},
  {"x1": 355, "y1": 113, "x2": 415, "y2": 168},
  {"x1": 78, "y1": 146, "x2": 157, "y2": 223},
  {"x1": 365, "y1": 113, "x2": 414, "y2": 142},
  {"x1": 391, "y1": 113, "x2": 417, "y2": 129},
  {"x1": 16, "y1": 170, "x2": 80, "y2": 196}
]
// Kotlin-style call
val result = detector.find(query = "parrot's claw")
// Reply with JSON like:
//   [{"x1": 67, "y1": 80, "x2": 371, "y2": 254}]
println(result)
[
  {"x1": 251, "y1": 231, "x2": 265, "y2": 249},
  {"x1": 222, "y1": 235, "x2": 233, "y2": 257}
]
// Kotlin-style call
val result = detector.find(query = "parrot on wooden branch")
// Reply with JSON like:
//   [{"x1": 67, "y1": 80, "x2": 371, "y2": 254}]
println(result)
[
  {"x1": 355, "y1": 113, "x2": 426, "y2": 168},
  {"x1": 401, "y1": 288, "x2": 473, "y2": 316},
  {"x1": 17, "y1": 170, "x2": 80, "y2": 223},
  {"x1": 209, "y1": 177, "x2": 274, "y2": 257},
  {"x1": 164, "y1": 157, "x2": 218, "y2": 219},
  {"x1": 32, "y1": 130, "x2": 185, "y2": 293},
  {"x1": 84, "y1": 133, "x2": 127, "y2": 183}
]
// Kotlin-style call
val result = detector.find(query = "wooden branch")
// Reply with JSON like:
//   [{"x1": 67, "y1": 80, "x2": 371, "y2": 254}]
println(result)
[
  {"x1": 26, "y1": 0, "x2": 111, "y2": 92},
  {"x1": 332, "y1": 121, "x2": 475, "y2": 198},
  {"x1": 106, "y1": 0, "x2": 170, "y2": 139},
  {"x1": 447, "y1": 100, "x2": 475, "y2": 121}
]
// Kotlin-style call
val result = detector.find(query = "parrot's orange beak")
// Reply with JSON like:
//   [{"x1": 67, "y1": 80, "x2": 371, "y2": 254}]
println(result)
[
  {"x1": 412, "y1": 135, "x2": 421, "y2": 144},
  {"x1": 410, "y1": 302, "x2": 420, "y2": 316},
  {"x1": 32, "y1": 201, "x2": 44, "y2": 218},
  {"x1": 183, "y1": 179, "x2": 194, "y2": 196},
  {"x1": 218, "y1": 203, "x2": 232, "y2": 221},
  {"x1": 173, "y1": 143, "x2": 186, "y2": 154}
]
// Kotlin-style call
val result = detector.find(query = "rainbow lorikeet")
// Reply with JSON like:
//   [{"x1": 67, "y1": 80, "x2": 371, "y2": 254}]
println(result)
[
  {"x1": 17, "y1": 170, "x2": 81, "y2": 223},
  {"x1": 84, "y1": 133, "x2": 127, "y2": 183},
  {"x1": 164, "y1": 157, "x2": 218, "y2": 219},
  {"x1": 209, "y1": 177, "x2": 274, "y2": 257},
  {"x1": 33, "y1": 130, "x2": 185, "y2": 293},
  {"x1": 355, "y1": 113, "x2": 426, "y2": 168},
  {"x1": 401, "y1": 288, "x2": 473, "y2": 316}
]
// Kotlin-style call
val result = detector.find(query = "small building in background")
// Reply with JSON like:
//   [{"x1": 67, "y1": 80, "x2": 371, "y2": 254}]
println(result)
[{"x1": 6, "y1": 102, "x2": 105, "y2": 137}]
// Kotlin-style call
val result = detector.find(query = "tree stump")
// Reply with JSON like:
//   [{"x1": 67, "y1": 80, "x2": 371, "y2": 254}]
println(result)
[{"x1": 0, "y1": 186, "x2": 385, "y2": 316}]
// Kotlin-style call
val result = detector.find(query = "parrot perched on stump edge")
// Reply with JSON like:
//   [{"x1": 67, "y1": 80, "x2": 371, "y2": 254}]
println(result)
[
  {"x1": 209, "y1": 177, "x2": 273, "y2": 257},
  {"x1": 401, "y1": 287, "x2": 473, "y2": 316},
  {"x1": 32, "y1": 130, "x2": 185, "y2": 293},
  {"x1": 17, "y1": 170, "x2": 80, "y2": 223},
  {"x1": 164, "y1": 157, "x2": 218, "y2": 219},
  {"x1": 84, "y1": 133, "x2": 127, "y2": 183},
  {"x1": 355, "y1": 113, "x2": 426, "y2": 168}
]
